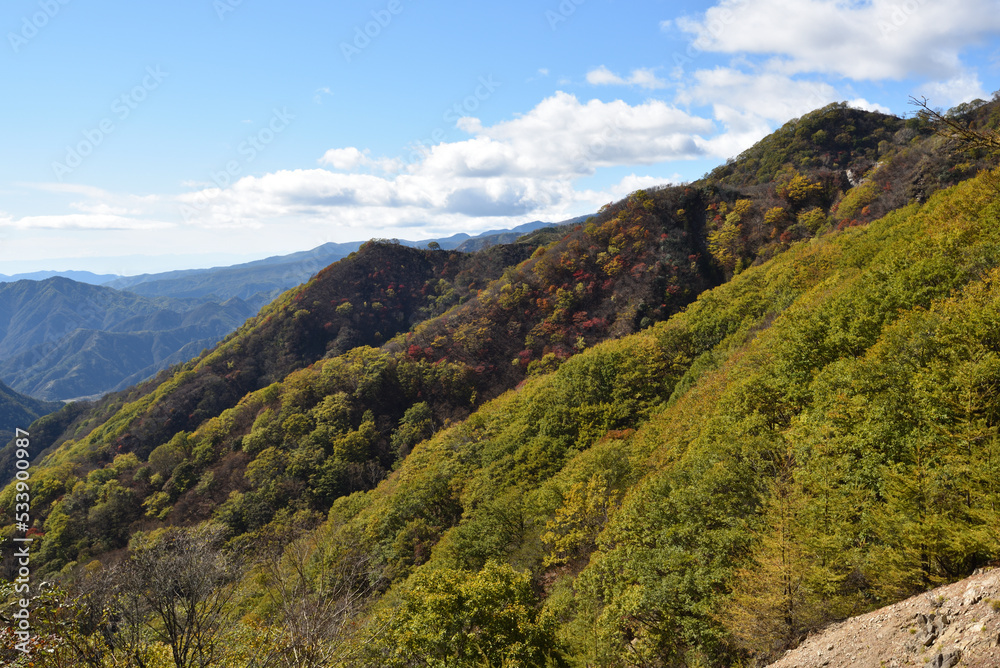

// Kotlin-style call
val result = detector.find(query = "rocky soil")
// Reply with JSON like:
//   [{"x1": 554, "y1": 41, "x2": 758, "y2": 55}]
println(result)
[{"x1": 769, "y1": 569, "x2": 1000, "y2": 667}]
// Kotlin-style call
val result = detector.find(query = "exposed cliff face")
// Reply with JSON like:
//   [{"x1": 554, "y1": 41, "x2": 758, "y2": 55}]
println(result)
[{"x1": 769, "y1": 569, "x2": 1000, "y2": 668}]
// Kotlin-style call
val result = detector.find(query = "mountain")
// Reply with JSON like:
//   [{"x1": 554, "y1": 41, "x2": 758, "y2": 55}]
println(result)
[
  {"x1": 0, "y1": 298, "x2": 253, "y2": 401},
  {"x1": 2, "y1": 100, "x2": 1000, "y2": 666},
  {"x1": 0, "y1": 223, "x2": 577, "y2": 403},
  {"x1": 102, "y1": 221, "x2": 577, "y2": 307},
  {"x1": 0, "y1": 278, "x2": 253, "y2": 401},
  {"x1": 454, "y1": 217, "x2": 590, "y2": 252},
  {"x1": 0, "y1": 270, "x2": 121, "y2": 284},
  {"x1": 102, "y1": 241, "x2": 365, "y2": 307},
  {"x1": 281, "y1": 159, "x2": 1000, "y2": 666},
  {"x1": 0, "y1": 379, "x2": 59, "y2": 442}
]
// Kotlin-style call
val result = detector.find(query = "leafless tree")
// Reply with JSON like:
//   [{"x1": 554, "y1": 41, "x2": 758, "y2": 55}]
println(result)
[
  {"x1": 121, "y1": 524, "x2": 240, "y2": 668},
  {"x1": 909, "y1": 96, "x2": 1000, "y2": 151},
  {"x1": 258, "y1": 532, "x2": 377, "y2": 668}
]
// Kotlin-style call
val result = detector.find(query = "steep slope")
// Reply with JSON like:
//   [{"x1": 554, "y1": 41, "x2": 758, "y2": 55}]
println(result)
[
  {"x1": 2, "y1": 101, "x2": 993, "y2": 568},
  {"x1": 238, "y1": 165, "x2": 1000, "y2": 666},
  {"x1": 768, "y1": 568, "x2": 1000, "y2": 668},
  {"x1": 0, "y1": 213, "x2": 715, "y2": 571},
  {"x1": 698, "y1": 100, "x2": 999, "y2": 275},
  {"x1": 0, "y1": 240, "x2": 545, "y2": 503}
]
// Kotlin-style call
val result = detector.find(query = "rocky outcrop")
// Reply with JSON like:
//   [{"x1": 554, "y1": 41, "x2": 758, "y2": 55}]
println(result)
[{"x1": 769, "y1": 569, "x2": 1000, "y2": 667}]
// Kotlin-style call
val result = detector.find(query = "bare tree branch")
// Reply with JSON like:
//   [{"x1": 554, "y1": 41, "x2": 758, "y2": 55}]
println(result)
[{"x1": 909, "y1": 96, "x2": 1000, "y2": 151}]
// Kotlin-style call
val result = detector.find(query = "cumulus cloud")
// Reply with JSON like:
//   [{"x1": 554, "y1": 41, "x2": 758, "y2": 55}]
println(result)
[
  {"x1": 176, "y1": 92, "x2": 720, "y2": 229},
  {"x1": 319, "y1": 147, "x2": 370, "y2": 170},
  {"x1": 918, "y1": 73, "x2": 988, "y2": 107},
  {"x1": 607, "y1": 173, "x2": 679, "y2": 198},
  {"x1": 168, "y1": 60, "x2": 910, "y2": 238},
  {"x1": 676, "y1": 0, "x2": 1000, "y2": 82},
  {"x1": 460, "y1": 92, "x2": 712, "y2": 172},
  {"x1": 587, "y1": 66, "x2": 668, "y2": 89},
  {"x1": 848, "y1": 98, "x2": 893, "y2": 114},
  {"x1": 677, "y1": 67, "x2": 837, "y2": 122}
]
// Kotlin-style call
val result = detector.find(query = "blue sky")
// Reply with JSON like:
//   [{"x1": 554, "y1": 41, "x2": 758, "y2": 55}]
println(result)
[{"x1": 1, "y1": 0, "x2": 999, "y2": 275}]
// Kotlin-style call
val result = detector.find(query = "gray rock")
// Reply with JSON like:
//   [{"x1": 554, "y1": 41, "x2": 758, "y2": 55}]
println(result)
[{"x1": 929, "y1": 647, "x2": 961, "y2": 668}]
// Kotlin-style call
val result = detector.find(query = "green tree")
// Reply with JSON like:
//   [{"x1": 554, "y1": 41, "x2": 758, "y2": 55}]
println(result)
[{"x1": 366, "y1": 561, "x2": 564, "y2": 667}]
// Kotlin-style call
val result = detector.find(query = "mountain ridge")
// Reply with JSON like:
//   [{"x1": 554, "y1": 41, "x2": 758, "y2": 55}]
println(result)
[{"x1": 2, "y1": 99, "x2": 1000, "y2": 666}]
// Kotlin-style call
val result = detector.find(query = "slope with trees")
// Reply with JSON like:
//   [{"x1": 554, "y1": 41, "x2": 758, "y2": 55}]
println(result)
[{"x1": 2, "y1": 98, "x2": 1000, "y2": 666}]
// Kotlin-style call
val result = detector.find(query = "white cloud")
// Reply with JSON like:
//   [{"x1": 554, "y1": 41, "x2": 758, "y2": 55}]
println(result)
[
  {"x1": 69, "y1": 202, "x2": 138, "y2": 216},
  {"x1": 2, "y1": 213, "x2": 172, "y2": 230},
  {"x1": 678, "y1": 67, "x2": 838, "y2": 122},
  {"x1": 174, "y1": 92, "x2": 721, "y2": 230},
  {"x1": 607, "y1": 173, "x2": 679, "y2": 198},
  {"x1": 698, "y1": 104, "x2": 774, "y2": 159},
  {"x1": 848, "y1": 98, "x2": 893, "y2": 114},
  {"x1": 461, "y1": 91, "x2": 712, "y2": 172},
  {"x1": 319, "y1": 147, "x2": 370, "y2": 170},
  {"x1": 587, "y1": 66, "x2": 668, "y2": 90},
  {"x1": 918, "y1": 73, "x2": 988, "y2": 107},
  {"x1": 677, "y1": 0, "x2": 1000, "y2": 82},
  {"x1": 587, "y1": 66, "x2": 626, "y2": 86}
]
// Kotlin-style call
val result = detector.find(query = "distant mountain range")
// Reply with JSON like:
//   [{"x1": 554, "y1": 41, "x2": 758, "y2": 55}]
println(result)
[
  {"x1": 0, "y1": 219, "x2": 584, "y2": 401},
  {"x1": 0, "y1": 278, "x2": 253, "y2": 401},
  {"x1": 0, "y1": 270, "x2": 120, "y2": 285},
  {"x1": 1, "y1": 221, "x2": 580, "y2": 309}
]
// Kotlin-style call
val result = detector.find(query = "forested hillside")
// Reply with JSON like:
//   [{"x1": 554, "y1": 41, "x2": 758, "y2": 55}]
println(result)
[
  {"x1": 2, "y1": 99, "x2": 1000, "y2": 667},
  {"x1": 0, "y1": 380, "x2": 59, "y2": 443},
  {"x1": 0, "y1": 278, "x2": 254, "y2": 401}
]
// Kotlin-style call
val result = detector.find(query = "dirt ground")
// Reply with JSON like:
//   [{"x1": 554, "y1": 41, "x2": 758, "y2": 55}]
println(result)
[{"x1": 768, "y1": 569, "x2": 1000, "y2": 668}]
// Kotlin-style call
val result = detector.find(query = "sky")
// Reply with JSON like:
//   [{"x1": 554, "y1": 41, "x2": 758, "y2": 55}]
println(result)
[{"x1": 1, "y1": 0, "x2": 999, "y2": 275}]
